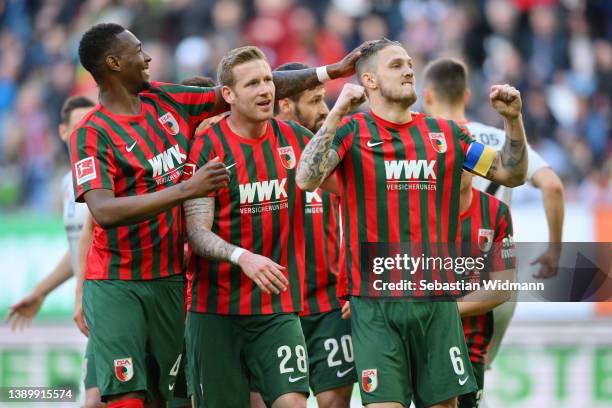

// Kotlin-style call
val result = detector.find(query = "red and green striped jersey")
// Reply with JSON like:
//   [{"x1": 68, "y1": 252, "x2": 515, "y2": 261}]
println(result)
[
  {"x1": 459, "y1": 188, "x2": 514, "y2": 364},
  {"x1": 300, "y1": 183, "x2": 341, "y2": 316},
  {"x1": 186, "y1": 117, "x2": 310, "y2": 315},
  {"x1": 331, "y1": 111, "x2": 496, "y2": 298},
  {"x1": 70, "y1": 82, "x2": 221, "y2": 280}
]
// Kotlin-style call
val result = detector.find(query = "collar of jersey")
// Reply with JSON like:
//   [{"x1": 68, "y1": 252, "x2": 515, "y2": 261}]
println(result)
[
  {"x1": 368, "y1": 110, "x2": 424, "y2": 130},
  {"x1": 98, "y1": 99, "x2": 146, "y2": 122},
  {"x1": 221, "y1": 116, "x2": 272, "y2": 145}
]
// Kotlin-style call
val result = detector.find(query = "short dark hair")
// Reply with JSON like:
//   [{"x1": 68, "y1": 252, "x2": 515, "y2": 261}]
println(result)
[
  {"x1": 355, "y1": 38, "x2": 402, "y2": 84},
  {"x1": 273, "y1": 62, "x2": 310, "y2": 114},
  {"x1": 60, "y1": 96, "x2": 95, "y2": 124},
  {"x1": 78, "y1": 23, "x2": 126, "y2": 81},
  {"x1": 275, "y1": 62, "x2": 309, "y2": 71},
  {"x1": 180, "y1": 76, "x2": 216, "y2": 87},
  {"x1": 217, "y1": 46, "x2": 267, "y2": 87},
  {"x1": 423, "y1": 58, "x2": 468, "y2": 105}
]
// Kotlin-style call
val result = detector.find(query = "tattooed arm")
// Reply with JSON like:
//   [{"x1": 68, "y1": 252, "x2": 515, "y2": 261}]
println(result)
[
  {"x1": 184, "y1": 197, "x2": 289, "y2": 294},
  {"x1": 485, "y1": 85, "x2": 528, "y2": 187},
  {"x1": 297, "y1": 83, "x2": 366, "y2": 191},
  {"x1": 185, "y1": 197, "x2": 236, "y2": 262},
  {"x1": 296, "y1": 125, "x2": 342, "y2": 192}
]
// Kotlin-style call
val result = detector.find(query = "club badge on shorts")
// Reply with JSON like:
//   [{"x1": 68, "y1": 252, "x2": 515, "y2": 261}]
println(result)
[
  {"x1": 429, "y1": 132, "x2": 447, "y2": 153},
  {"x1": 478, "y1": 228, "x2": 494, "y2": 252},
  {"x1": 362, "y1": 368, "x2": 378, "y2": 393},
  {"x1": 114, "y1": 358, "x2": 134, "y2": 382},
  {"x1": 158, "y1": 112, "x2": 180, "y2": 135},
  {"x1": 277, "y1": 146, "x2": 296, "y2": 169}
]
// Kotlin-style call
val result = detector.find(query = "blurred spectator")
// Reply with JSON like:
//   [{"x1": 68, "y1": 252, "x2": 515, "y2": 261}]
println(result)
[
  {"x1": 520, "y1": 4, "x2": 569, "y2": 84},
  {"x1": 0, "y1": 0, "x2": 610, "y2": 213}
]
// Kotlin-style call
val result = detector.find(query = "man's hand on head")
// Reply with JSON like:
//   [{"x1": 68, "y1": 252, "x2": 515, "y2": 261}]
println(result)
[{"x1": 326, "y1": 41, "x2": 378, "y2": 79}]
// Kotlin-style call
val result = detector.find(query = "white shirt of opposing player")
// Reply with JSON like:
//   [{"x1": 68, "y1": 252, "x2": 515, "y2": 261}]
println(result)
[
  {"x1": 467, "y1": 121, "x2": 549, "y2": 206},
  {"x1": 61, "y1": 171, "x2": 90, "y2": 272}
]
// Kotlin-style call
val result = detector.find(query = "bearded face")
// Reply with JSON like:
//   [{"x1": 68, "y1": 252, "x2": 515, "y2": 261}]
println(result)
[{"x1": 367, "y1": 45, "x2": 417, "y2": 107}]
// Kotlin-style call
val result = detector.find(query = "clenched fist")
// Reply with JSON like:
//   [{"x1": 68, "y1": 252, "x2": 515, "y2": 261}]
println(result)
[
  {"x1": 331, "y1": 83, "x2": 367, "y2": 117},
  {"x1": 490, "y1": 84, "x2": 522, "y2": 119}
]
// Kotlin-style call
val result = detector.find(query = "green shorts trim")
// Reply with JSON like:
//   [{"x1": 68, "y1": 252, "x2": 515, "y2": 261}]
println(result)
[
  {"x1": 351, "y1": 297, "x2": 477, "y2": 408},
  {"x1": 186, "y1": 312, "x2": 309, "y2": 408},
  {"x1": 300, "y1": 309, "x2": 356, "y2": 394},
  {"x1": 459, "y1": 361, "x2": 484, "y2": 408},
  {"x1": 83, "y1": 277, "x2": 185, "y2": 402}
]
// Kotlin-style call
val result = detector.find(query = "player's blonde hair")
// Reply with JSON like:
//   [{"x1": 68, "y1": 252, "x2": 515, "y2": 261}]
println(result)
[{"x1": 217, "y1": 46, "x2": 267, "y2": 87}]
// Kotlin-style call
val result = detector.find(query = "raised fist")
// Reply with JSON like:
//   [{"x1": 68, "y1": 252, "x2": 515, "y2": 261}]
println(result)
[
  {"x1": 332, "y1": 83, "x2": 366, "y2": 116},
  {"x1": 490, "y1": 84, "x2": 522, "y2": 119}
]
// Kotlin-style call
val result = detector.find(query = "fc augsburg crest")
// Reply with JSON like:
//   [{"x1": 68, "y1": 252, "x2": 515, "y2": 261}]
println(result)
[
  {"x1": 361, "y1": 369, "x2": 378, "y2": 393},
  {"x1": 114, "y1": 358, "x2": 134, "y2": 382},
  {"x1": 158, "y1": 112, "x2": 180, "y2": 135},
  {"x1": 429, "y1": 132, "x2": 447, "y2": 153},
  {"x1": 277, "y1": 146, "x2": 296, "y2": 169},
  {"x1": 478, "y1": 228, "x2": 494, "y2": 252}
]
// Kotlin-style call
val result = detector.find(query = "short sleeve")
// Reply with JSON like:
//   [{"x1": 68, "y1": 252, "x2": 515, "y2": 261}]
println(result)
[
  {"x1": 183, "y1": 127, "x2": 218, "y2": 187},
  {"x1": 330, "y1": 117, "x2": 355, "y2": 162},
  {"x1": 527, "y1": 144, "x2": 549, "y2": 183},
  {"x1": 70, "y1": 125, "x2": 116, "y2": 202},
  {"x1": 451, "y1": 120, "x2": 497, "y2": 177},
  {"x1": 157, "y1": 82, "x2": 224, "y2": 131},
  {"x1": 464, "y1": 141, "x2": 497, "y2": 177}
]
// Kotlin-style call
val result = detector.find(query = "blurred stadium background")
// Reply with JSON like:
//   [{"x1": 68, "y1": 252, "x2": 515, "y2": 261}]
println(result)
[{"x1": 0, "y1": 0, "x2": 610, "y2": 407}]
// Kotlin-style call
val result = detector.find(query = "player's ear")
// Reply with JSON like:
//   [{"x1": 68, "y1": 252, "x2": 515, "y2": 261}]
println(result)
[
  {"x1": 278, "y1": 98, "x2": 293, "y2": 115},
  {"x1": 361, "y1": 72, "x2": 376, "y2": 91},
  {"x1": 464, "y1": 89, "x2": 471, "y2": 105},
  {"x1": 105, "y1": 55, "x2": 121, "y2": 72},
  {"x1": 221, "y1": 85, "x2": 235, "y2": 104}
]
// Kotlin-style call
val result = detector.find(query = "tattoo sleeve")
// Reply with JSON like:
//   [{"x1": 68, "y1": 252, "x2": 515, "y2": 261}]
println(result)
[
  {"x1": 296, "y1": 125, "x2": 341, "y2": 191},
  {"x1": 184, "y1": 197, "x2": 237, "y2": 262},
  {"x1": 500, "y1": 135, "x2": 526, "y2": 168},
  {"x1": 486, "y1": 116, "x2": 527, "y2": 186},
  {"x1": 272, "y1": 68, "x2": 321, "y2": 100}
]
